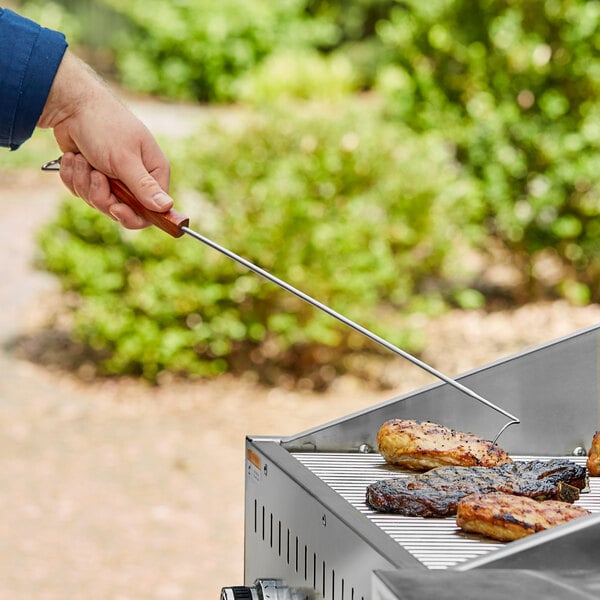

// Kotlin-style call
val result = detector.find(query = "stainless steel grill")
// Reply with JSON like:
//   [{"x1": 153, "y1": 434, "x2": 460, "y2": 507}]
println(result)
[{"x1": 239, "y1": 325, "x2": 600, "y2": 600}]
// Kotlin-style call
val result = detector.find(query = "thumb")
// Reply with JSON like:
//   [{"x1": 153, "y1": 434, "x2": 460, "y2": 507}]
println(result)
[{"x1": 117, "y1": 164, "x2": 174, "y2": 213}]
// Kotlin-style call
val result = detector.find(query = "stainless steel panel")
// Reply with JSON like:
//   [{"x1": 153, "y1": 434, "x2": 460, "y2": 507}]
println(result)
[
  {"x1": 282, "y1": 325, "x2": 600, "y2": 455},
  {"x1": 372, "y1": 569, "x2": 600, "y2": 600}
]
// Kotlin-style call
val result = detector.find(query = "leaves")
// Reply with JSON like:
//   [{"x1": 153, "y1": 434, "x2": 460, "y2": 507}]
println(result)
[
  {"x1": 375, "y1": 0, "x2": 600, "y2": 295},
  {"x1": 30, "y1": 0, "x2": 600, "y2": 383}
]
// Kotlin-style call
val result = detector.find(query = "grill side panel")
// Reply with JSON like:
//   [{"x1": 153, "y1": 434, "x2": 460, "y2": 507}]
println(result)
[{"x1": 245, "y1": 440, "x2": 421, "y2": 600}]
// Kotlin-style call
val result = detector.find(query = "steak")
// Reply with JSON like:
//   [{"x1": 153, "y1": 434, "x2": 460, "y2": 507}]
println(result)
[
  {"x1": 456, "y1": 492, "x2": 591, "y2": 541},
  {"x1": 366, "y1": 459, "x2": 588, "y2": 517},
  {"x1": 377, "y1": 419, "x2": 512, "y2": 471}
]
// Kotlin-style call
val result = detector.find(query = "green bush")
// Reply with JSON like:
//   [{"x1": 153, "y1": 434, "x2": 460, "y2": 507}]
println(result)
[
  {"x1": 14, "y1": 0, "x2": 88, "y2": 54},
  {"x1": 95, "y1": 0, "x2": 338, "y2": 102},
  {"x1": 38, "y1": 103, "x2": 482, "y2": 384},
  {"x1": 375, "y1": 0, "x2": 600, "y2": 301},
  {"x1": 235, "y1": 49, "x2": 360, "y2": 104}
]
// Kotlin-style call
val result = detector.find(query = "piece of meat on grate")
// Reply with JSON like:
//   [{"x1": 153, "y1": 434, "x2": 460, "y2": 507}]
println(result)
[
  {"x1": 456, "y1": 492, "x2": 591, "y2": 541},
  {"x1": 377, "y1": 419, "x2": 512, "y2": 471},
  {"x1": 587, "y1": 431, "x2": 600, "y2": 476},
  {"x1": 366, "y1": 459, "x2": 588, "y2": 517}
]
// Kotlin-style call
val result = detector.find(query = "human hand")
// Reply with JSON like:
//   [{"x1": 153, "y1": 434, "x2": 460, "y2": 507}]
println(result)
[{"x1": 37, "y1": 51, "x2": 173, "y2": 229}]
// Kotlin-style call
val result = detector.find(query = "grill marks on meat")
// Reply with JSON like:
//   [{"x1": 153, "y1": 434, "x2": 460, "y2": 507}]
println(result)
[
  {"x1": 366, "y1": 459, "x2": 588, "y2": 517},
  {"x1": 456, "y1": 492, "x2": 591, "y2": 541},
  {"x1": 377, "y1": 419, "x2": 512, "y2": 471},
  {"x1": 588, "y1": 431, "x2": 600, "y2": 476}
]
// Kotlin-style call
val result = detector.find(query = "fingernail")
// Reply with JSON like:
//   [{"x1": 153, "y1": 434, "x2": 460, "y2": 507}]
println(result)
[
  {"x1": 108, "y1": 206, "x2": 121, "y2": 222},
  {"x1": 152, "y1": 191, "x2": 172, "y2": 209}
]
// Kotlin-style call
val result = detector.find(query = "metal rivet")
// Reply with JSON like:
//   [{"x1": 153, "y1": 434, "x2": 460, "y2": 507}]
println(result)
[
  {"x1": 358, "y1": 444, "x2": 372, "y2": 454},
  {"x1": 572, "y1": 447, "x2": 587, "y2": 457}
]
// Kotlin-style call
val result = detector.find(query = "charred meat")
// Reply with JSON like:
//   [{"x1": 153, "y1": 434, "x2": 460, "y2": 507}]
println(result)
[
  {"x1": 377, "y1": 419, "x2": 512, "y2": 471},
  {"x1": 588, "y1": 431, "x2": 600, "y2": 476},
  {"x1": 456, "y1": 492, "x2": 591, "y2": 541},
  {"x1": 366, "y1": 459, "x2": 588, "y2": 517}
]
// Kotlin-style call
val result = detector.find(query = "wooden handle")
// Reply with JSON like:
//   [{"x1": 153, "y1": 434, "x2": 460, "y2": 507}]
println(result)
[{"x1": 109, "y1": 179, "x2": 189, "y2": 238}]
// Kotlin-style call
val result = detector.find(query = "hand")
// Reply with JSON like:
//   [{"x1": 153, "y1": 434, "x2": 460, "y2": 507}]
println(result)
[{"x1": 37, "y1": 51, "x2": 173, "y2": 229}]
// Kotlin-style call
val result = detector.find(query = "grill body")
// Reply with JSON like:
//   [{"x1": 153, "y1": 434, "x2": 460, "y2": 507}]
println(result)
[{"x1": 242, "y1": 325, "x2": 600, "y2": 600}]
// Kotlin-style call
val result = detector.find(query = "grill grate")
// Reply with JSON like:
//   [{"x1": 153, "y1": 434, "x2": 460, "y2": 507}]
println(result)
[{"x1": 293, "y1": 453, "x2": 600, "y2": 570}]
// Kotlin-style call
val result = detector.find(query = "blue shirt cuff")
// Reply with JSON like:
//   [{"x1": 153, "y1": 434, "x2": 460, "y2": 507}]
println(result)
[{"x1": 0, "y1": 8, "x2": 68, "y2": 149}]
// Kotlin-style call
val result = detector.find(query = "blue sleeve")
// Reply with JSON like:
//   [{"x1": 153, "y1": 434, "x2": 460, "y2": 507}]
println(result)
[{"x1": 0, "y1": 8, "x2": 68, "y2": 150}]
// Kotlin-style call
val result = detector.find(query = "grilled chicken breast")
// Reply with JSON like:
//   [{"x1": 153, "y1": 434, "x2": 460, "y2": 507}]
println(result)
[
  {"x1": 366, "y1": 459, "x2": 588, "y2": 517},
  {"x1": 377, "y1": 419, "x2": 512, "y2": 471},
  {"x1": 456, "y1": 492, "x2": 591, "y2": 541},
  {"x1": 588, "y1": 431, "x2": 600, "y2": 476}
]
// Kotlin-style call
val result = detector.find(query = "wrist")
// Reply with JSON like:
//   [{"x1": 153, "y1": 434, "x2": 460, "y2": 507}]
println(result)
[{"x1": 37, "y1": 51, "x2": 99, "y2": 130}]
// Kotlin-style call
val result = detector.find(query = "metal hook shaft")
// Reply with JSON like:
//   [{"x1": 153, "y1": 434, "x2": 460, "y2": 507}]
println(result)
[
  {"x1": 181, "y1": 225, "x2": 521, "y2": 436},
  {"x1": 41, "y1": 155, "x2": 520, "y2": 444}
]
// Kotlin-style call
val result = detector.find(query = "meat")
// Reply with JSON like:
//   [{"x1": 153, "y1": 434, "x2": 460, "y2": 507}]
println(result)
[
  {"x1": 366, "y1": 459, "x2": 588, "y2": 517},
  {"x1": 588, "y1": 431, "x2": 600, "y2": 476},
  {"x1": 377, "y1": 419, "x2": 512, "y2": 471},
  {"x1": 456, "y1": 492, "x2": 591, "y2": 541}
]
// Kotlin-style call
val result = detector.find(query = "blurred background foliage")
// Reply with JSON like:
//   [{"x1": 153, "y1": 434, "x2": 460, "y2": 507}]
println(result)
[{"x1": 10, "y1": 0, "x2": 600, "y2": 385}]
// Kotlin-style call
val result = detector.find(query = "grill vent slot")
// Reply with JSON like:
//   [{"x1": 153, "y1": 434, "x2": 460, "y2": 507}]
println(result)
[
  {"x1": 304, "y1": 544, "x2": 308, "y2": 580},
  {"x1": 251, "y1": 498, "x2": 363, "y2": 600}
]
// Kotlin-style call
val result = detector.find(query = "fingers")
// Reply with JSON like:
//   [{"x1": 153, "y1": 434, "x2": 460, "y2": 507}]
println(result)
[
  {"x1": 59, "y1": 152, "x2": 150, "y2": 229},
  {"x1": 107, "y1": 201, "x2": 150, "y2": 229},
  {"x1": 57, "y1": 152, "x2": 77, "y2": 197},
  {"x1": 72, "y1": 153, "x2": 92, "y2": 199}
]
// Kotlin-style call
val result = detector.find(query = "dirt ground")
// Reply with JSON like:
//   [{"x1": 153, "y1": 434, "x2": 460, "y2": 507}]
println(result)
[{"x1": 2, "y1": 100, "x2": 600, "y2": 600}]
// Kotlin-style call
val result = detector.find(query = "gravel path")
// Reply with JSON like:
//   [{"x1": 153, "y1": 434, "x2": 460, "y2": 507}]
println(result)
[{"x1": 2, "y1": 100, "x2": 600, "y2": 600}]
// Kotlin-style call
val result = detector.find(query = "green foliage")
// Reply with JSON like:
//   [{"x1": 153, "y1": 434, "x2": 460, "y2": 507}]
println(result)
[
  {"x1": 374, "y1": 0, "x2": 600, "y2": 299},
  {"x1": 236, "y1": 49, "x2": 360, "y2": 104},
  {"x1": 306, "y1": 0, "x2": 397, "y2": 87},
  {"x1": 15, "y1": 0, "x2": 83, "y2": 43},
  {"x1": 23, "y1": 0, "x2": 600, "y2": 383},
  {"x1": 308, "y1": 0, "x2": 396, "y2": 42},
  {"x1": 38, "y1": 103, "x2": 481, "y2": 384},
  {"x1": 96, "y1": 0, "x2": 337, "y2": 101}
]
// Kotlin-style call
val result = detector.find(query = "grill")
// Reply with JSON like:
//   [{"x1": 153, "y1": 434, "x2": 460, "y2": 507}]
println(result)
[{"x1": 238, "y1": 324, "x2": 600, "y2": 600}]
